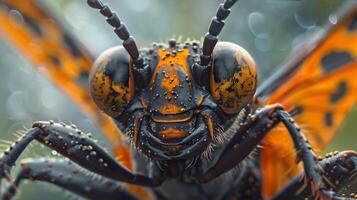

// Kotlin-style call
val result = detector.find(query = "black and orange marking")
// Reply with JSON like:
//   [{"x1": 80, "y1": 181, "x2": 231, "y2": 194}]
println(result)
[
  {"x1": 0, "y1": 1, "x2": 153, "y2": 199},
  {"x1": 257, "y1": 2, "x2": 357, "y2": 197},
  {"x1": 210, "y1": 42, "x2": 257, "y2": 114}
]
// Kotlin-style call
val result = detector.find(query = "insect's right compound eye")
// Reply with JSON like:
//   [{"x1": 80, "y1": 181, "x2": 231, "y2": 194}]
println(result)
[
  {"x1": 89, "y1": 46, "x2": 135, "y2": 118},
  {"x1": 209, "y1": 42, "x2": 257, "y2": 114}
]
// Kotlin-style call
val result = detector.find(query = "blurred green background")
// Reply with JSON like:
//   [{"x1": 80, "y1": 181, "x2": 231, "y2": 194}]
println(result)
[{"x1": 0, "y1": 0, "x2": 355, "y2": 199}]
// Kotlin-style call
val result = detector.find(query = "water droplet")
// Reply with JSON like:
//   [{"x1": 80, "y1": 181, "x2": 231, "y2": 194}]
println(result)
[
  {"x1": 51, "y1": 150, "x2": 58, "y2": 156},
  {"x1": 328, "y1": 14, "x2": 338, "y2": 25},
  {"x1": 248, "y1": 12, "x2": 270, "y2": 37},
  {"x1": 6, "y1": 91, "x2": 27, "y2": 120},
  {"x1": 8, "y1": 9, "x2": 24, "y2": 26},
  {"x1": 294, "y1": 5, "x2": 318, "y2": 29}
]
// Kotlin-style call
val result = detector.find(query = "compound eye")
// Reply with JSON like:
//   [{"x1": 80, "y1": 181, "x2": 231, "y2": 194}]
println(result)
[
  {"x1": 210, "y1": 42, "x2": 257, "y2": 114},
  {"x1": 89, "y1": 46, "x2": 135, "y2": 118}
]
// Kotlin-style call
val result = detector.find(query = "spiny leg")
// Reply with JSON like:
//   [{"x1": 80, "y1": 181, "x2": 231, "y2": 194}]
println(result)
[
  {"x1": 274, "y1": 109, "x2": 328, "y2": 198},
  {"x1": 0, "y1": 128, "x2": 39, "y2": 187},
  {"x1": 195, "y1": 105, "x2": 281, "y2": 182},
  {"x1": 321, "y1": 151, "x2": 357, "y2": 198},
  {"x1": 0, "y1": 121, "x2": 164, "y2": 191},
  {"x1": 195, "y1": 105, "x2": 346, "y2": 199},
  {"x1": 2, "y1": 158, "x2": 138, "y2": 200},
  {"x1": 271, "y1": 151, "x2": 357, "y2": 200}
]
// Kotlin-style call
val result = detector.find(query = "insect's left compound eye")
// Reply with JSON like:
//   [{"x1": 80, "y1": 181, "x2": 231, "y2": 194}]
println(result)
[
  {"x1": 210, "y1": 42, "x2": 257, "y2": 114},
  {"x1": 89, "y1": 46, "x2": 135, "y2": 118}
]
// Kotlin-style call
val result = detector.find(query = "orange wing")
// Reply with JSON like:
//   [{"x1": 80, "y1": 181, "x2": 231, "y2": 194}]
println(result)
[
  {"x1": 256, "y1": 0, "x2": 357, "y2": 197},
  {"x1": 0, "y1": 0, "x2": 131, "y2": 166},
  {"x1": 0, "y1": 1, "x2": 154, "y2": 199}
]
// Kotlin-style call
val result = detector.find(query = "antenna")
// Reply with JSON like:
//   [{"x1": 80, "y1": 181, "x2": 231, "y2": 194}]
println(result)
[
  {"x1": 200, "y1": 0, "x2": 239, "y2": 66},
  {"x1": 87, "y1": 0, "x2": 143, "y2": 68}
]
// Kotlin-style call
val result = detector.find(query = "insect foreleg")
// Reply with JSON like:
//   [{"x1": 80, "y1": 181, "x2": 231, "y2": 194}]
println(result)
[
  {"x1": 273, "y1": 109, "x2": 329, "y2": 198},
  {"x1": 196, "y1": 104, "x2": 348, "y2": 199},
  {"x1": 196, "y1": 105, "x2": 280, "y2": 182},
  {"x1": 271, "y1": 151, "x2": 357, "y2": 200},
  {"x1": 0, "y1": 121, "x2": 164, "y2": 190},
  {"x1": 0, "y1": 127, "x2": 40, "y2": 185},
  {"x1": 2, "y1": 158, "x2": 138, "y2": 200}
]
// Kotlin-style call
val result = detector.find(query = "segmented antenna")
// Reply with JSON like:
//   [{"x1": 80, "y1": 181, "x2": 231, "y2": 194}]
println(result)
[
  {"x1": 87, "y1": 0, "x2": 143, "y2": 67},
  {"x1": 200, "y1": 0, "x2": 239, "y2": 66}
]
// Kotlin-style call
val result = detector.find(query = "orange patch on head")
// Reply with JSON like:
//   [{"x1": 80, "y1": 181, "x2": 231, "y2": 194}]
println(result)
[
  {"x1": 203, "y1": 114, "x2": 215, "y2": 142},
  {"x1": 158, "y1": 127, "x2": 187, "y2": 140},
  {"x1": 159, "y1": 103, "x2": 184, "y2": 115},
  {"x1": 152, "y1": 49, "x2": 191, "y2": 92},
  {"x1": 133, "y1": 115, "x2": 144, "y2": 144}
]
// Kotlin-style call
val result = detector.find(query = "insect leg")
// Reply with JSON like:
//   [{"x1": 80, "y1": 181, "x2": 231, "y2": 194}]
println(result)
[
  {"x1": 0, "y1": 127, "x2": 41, "y2": 186},
  {"x1": 271, "y1": 151, "x2": 357, "y2": 200},
  {"x1": 2, "y1": 158, "x2": 138, "y2": 200},
  {"x1": 0, "y1": 121, "x2": 164, "y2": 189},
  {"x1": 196, "y1": 105, "x2": 338, "y2": 199},
  {"x1": 196, "y1": 105, "x2": 280, "y2": 182},
  {"x1": 273, "y1": 109, "x2": 328, "y2": 198}
]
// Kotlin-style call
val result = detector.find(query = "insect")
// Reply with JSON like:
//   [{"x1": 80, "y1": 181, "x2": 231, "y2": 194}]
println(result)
[{"x1": 0, "y1": 0, "x2": 356, "y2": 199}]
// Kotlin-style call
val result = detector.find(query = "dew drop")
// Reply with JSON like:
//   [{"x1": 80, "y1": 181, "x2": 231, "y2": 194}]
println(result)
[
  {"x1": 248, "y1": 12, "x2": 270, "y2": 37},
  {"x1": 328, "y1": 14, "x2": 338, "y2": 25},
  {"x1": 294, "y1": 5, "x2": 318, "y2": 29},
  {"x1": 51, "y1": 150, "x2": 58, "y2": 156},
  {"x1": 8, "y1": 9, "x2": 24, "y2": 26}
]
